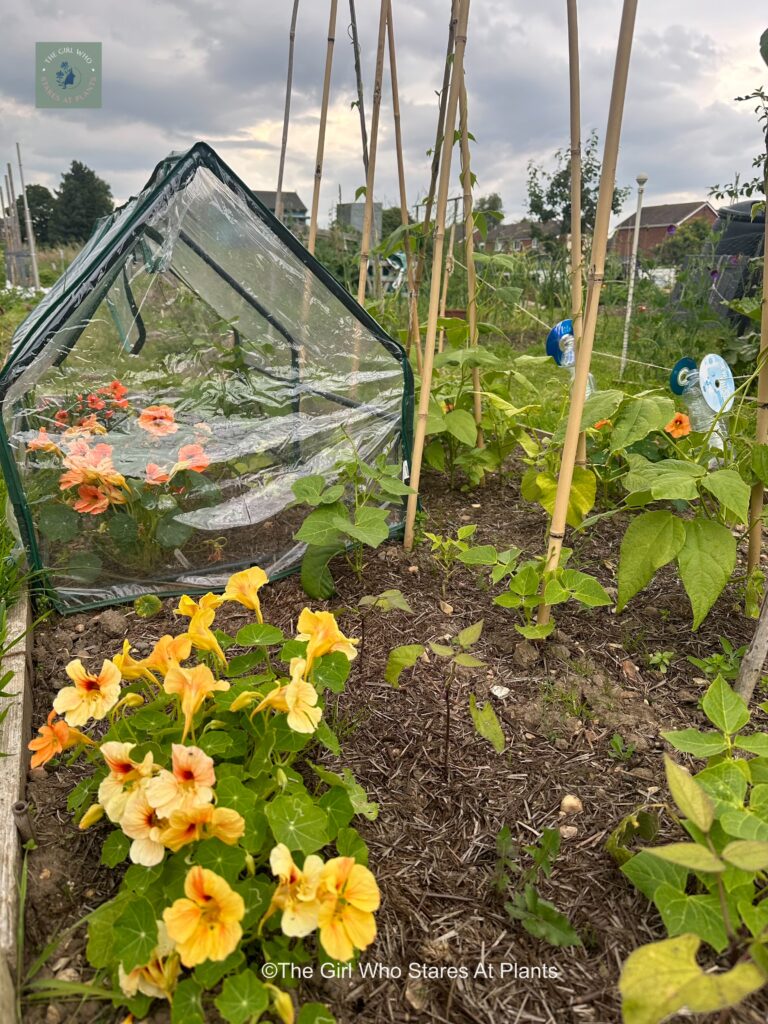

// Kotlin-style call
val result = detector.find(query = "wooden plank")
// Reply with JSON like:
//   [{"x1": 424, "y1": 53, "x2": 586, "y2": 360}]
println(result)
[{"x1": 0, "y1": 589, "x2": 32, "y2": 997}]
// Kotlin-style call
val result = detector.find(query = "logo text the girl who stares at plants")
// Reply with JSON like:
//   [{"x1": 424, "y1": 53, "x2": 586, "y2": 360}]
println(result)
[{"x1": 35, "y1": 42, "x2": 102, "y2": 108}]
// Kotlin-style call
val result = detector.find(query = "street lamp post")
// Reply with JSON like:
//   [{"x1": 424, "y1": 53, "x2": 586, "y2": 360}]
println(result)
[{"x1": 619, "y1": 172, "x2": 648, "y2": 377}]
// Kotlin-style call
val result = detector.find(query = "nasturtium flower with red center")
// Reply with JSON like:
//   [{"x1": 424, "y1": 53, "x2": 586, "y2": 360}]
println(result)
[
  {"x1": 59, "y1": 442, "x2": 126, "y2": 493},
  {"x1": 138, "y1": 405, "x2": 178, "y2": 436},
  {"x1": 163, "y1": 663, "x2": 229, "y2": 741},
  {"x1": 98, "y1": 740, "x2": 155, "y2": 822},
  {"x1": 145, "y1": 463, "x2": 171, "y2": 486},
  {"x1": 52, "y1": 658, "x2": 122, "y2": 727},
  {"x1": 27, "y1": 710, "x2": 93, "y2": 768},
  {"x1": 121, "y1": 788, "x2": 166, "y2": 866},
  {"x1": 317, "y1": 856, "x2": 381, "y2": 962},
  {"x1": 665, "y1": 412, "x2": 691, "y2": 439},
  {"x1": 296, "y1": 609, "x2": 358, "y2": 672},
  {"x1": 163, "y1": 866, "x2": 244, "y2": 966},
  {"x1": 87, "y1": 394, "x2": 105, "y2": 411},
  {"x1": 173, "y1": 443, "x2": 209, "y2": 474},
  {"x1": 145, "y1": 743, "x2": 215, "y2": 817},
  {"x1": 160, "y1": 803, "x2": 245, "y2": 853},
  {"x1": 73, "y1": 483, "x2": 125, "y2": 515},
  {"x1": 222, "y1": 565, "x2": 268, "y2": 620},
  {"x1": 54, "y1": 409, "x2": 69, "y2": 426}
]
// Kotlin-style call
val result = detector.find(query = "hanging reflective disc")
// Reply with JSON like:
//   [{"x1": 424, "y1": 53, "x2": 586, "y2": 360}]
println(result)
[{"x1": 699, "y1": 353, "x2": 735, "y2": 412}]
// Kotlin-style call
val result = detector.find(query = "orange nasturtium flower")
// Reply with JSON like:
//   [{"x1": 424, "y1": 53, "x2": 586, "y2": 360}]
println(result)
[
  {"x1": 98, "y1": 741, "x2": 155, "y2": 821},
  {"x1": 187, "y1": 606, "x2": 228, "y2": 665},
  {"x1": 665, "y1": 412, "x2": 691, "y2": 439},
  {"x1": 317, "y1": 856, "x2": 381, "y2": 962},
  {"x1": 144, "y1": 634, "x2": 193, "y2": 677},
  {"x1": 59, "y1": 443, "x2": 126, "y2": 492},
  {"x1": 163, "y1": 866, "x2": 245, "y2": 967},
  {"x1": 593, "y1": 419, "x2": 611, "y2": 430},
  {"x1": 265, "y1": 844, "x2": 325, "y2": 937},
  {"x1": 145, "y1": 463, "x2": 171, "y2": 486},
  {"x1": 52, "y1": 658, "x2": 122, "y2": 727},
  {"x1": 163, "y1": 663, "x2": 230, "y2": 741},
  {"x1": 27, "y1": 427, "x2": 62, "y2": 455},
  {"x1": 118, "y1": 921, "x2": 179, "y2": 1001},
  {"x1": 73, "y1": 483, "x2": 125, "y2": 515},
  {"x1": 27, "y1": 710, "x2": 93, "y2": 768},
  {"x1": 222, "y1": 565, "x2": 268, "y2": 620},
  {"x1": 173, "y1": 444, "x2": 209, "y2": 474},
  {"x1": 138, "y1": 405, "x2": 179, "y2": 436},
  {"x1": 175, "y1": 592, "x2": 224, "y2": 618},
  {"x1": 160, "y1": 803, "x2": 245, "y2": 853},
  {"x1": 252, "y1": 658, "x2": 322, "y2": 734},
  {"x1": 296, "y1": 609, "x2": 358, "y2": 672},
  {"x1": 146, "y1": 743, "x2": 215, "y2": 817}
]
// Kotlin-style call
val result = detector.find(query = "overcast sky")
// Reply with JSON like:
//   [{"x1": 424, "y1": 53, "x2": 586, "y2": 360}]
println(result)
[{"x1": 0, "y1": 1, "x2": 765, "y2": 228}]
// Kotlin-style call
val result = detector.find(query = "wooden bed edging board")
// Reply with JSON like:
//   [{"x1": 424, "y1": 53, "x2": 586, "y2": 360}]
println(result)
[{"x1": 0, "y1": 590, "x2": 32, "y2": 1022}]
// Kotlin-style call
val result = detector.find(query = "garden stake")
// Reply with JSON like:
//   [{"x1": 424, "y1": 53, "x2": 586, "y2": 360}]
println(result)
[
  {"x1": 437, "y1": 218, "x2": 456, "y2": 353},
  {"x1": 537, "y1": 0, "x2": 638, "y2": 623},
  {"x1": 349, "y1": 0, "x2": 369, "y2": 175},
  {"x1": 16, "y1": 143, "x2": 40, "y2": 290},
  {"x1": 308, "y1": 0, "x2": 338, "y2": 255},
  {"x1": 736, "y1": 589, "x2": 768, "y2": 704},
  {"x1": 411, "y1": 0, "x2": 459, "y2": 356},
  {"x1": 404, "y1": 0, "x2": 471, "y2": 550},
  {"x1": 747, "y1": 151, "x2": 768, "y2": 577},
  {"x1": 459, "y1": 77, "x2": 484, "y2": 448},
  {"x1": 274, "y1": 0, "x2": 300, "y2": 225},
  {"x1": 387, "y1": 4, "x2": 421, "y2": 373},
  {"x1": 618, "y1": 172, "x2": 648, "y2": 378},
  {"x1": 356, "y1": 0, "x2": 389, "y2": 305},
  {"x1": 567, "y1": 0, "x2": 586, "y2": 468}
]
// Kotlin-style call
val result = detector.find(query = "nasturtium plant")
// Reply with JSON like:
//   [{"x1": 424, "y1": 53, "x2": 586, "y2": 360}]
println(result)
[
  {"x1": 26, "y1": 568, "x2": 379, "y2": 1022},
  {"x1": 618, "y1": 675, "x2": 768, "y2": 1023}
]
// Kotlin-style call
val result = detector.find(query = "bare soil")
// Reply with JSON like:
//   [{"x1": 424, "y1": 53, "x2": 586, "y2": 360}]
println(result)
[{"x1": 20, "y1": 469, "x2": 768, "y2": 1024}]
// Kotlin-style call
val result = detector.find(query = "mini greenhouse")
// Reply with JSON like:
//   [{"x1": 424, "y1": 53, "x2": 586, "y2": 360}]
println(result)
[{"x1": 0, "y1": 143, "x2": 413, "y2": 610}]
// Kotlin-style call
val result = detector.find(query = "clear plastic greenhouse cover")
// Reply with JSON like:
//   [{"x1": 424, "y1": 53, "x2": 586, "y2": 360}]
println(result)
[{"x1": 0, "y1": 143, "x2": 413, "y2": 611}]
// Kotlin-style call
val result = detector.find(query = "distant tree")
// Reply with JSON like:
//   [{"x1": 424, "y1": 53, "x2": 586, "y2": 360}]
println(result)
[
  {"x1": 653, "y1": 218, "x2": 715, "y2": 265},
  {"x1": 16, "y1": 184, "x2": 56, "y2": 246},
  {"x1": 526, "y1": 129, "x2": 629, "y2": 236},
  {"x1": 50, "y1": 161, "x2": 113, "y2": 244},
  {"x1": 381, "y1": 205, "x2": 411, "y2": 238},
  {"x1": 475, "y1": 192, "x2": 504, "y2": 219}
]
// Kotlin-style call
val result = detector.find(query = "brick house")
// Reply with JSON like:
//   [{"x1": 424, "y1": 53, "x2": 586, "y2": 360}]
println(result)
[{"x1": 611, "y1": 200, "x2": 717, "y2": 259}]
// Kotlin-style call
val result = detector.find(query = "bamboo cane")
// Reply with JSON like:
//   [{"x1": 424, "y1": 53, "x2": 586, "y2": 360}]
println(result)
[
  {"x1": 356, "y1": 0, "x2": 389, "y2": 305},
  {"x1": 275, "y1": 0, "x2": 300, "y2": 225},
  {"x1": 411, "y1": 0, "x2": 459, "y2": 356},
  {"x1": 387, "y1": 4, "x2": 421, "y2": 373},
  {"x1": 16, "y1": 143, "x2": 40, "y2": 290},
  {"x1": 567, "y1": 0, "x2": 586, "y2": 468},
  {"x1": 349, "y1": 0, "x2": 369, "y2": 176},
  {"x1": 437, "y1": 218, "x2": 455, "y2": 353},
  {"x1": 308, "y1": 0, "x2": 339, "y2": 255},
  {"x1": 747, "y1": 152, "x2": 768, "y2": 577},
  {"x1": 404, "y1": 0, "x2": 471, "y2": 550},
  {"x1": 3, "y1": 176, "x2": 16, "y2": 286},
  {"x1": 459, "y1": 78, "x2": 483, "y2": 448},
  {"x1": 537, "y1": 0, "x2": 638, "y2": 624}
]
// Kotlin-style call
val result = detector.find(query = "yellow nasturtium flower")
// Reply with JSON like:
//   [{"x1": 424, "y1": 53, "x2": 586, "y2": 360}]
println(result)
[
  {"x1": 296, "y1": 609, "x2": 358, "y2": 672},
  {"x1": 52, "y1": 659, "x2": 122, "y2": 727},
  {"x1": 144, "y1": 633, "x2": 192, "y2": 677},
  {"x1": 265, "y1": 843, "x2": 325, "y2": 937},
  {"x1": 175, "y1": 592, "x2": 224, "y2": 618},
  {"x1": 253, "y1": 658, "x2": 322, "y2": 734},
  {"x1": 222, "y1": 565, "x2": 268, "y2": 621},
  {"x1": 317, "y1": 856, "x2": 381, "y2": 962},
  {"x1": 163, "y1": 663, "x2": 230, "y2": 741},
  {"x1": 163, "y1": 866, "x2": 244, "y2": 967},
  {"x1": 187, "y1": 606, "x2": 228, "y2": 666},
  {"x1": 113, "y1": 640, "x2": 156, "y2": 683}
]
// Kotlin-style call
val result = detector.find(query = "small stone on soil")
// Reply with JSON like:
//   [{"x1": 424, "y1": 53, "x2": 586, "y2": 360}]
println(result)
[
  {"x1": 559, "y1": 825, "x2": 579, "y2": 840},
  {"x1": 96, "y1": 609, "x2": 129, "y2": 638},
  {"x1": 560, "y1": 794, "x2": 583, "y2": 815}
]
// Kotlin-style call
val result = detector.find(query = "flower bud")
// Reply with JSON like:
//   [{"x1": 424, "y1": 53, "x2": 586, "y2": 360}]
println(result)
[
  {"x1": 230, "y1": 690, "x2": 259, "y2": 712},
  {"x1": 79, "y1": 804, "x2": 105, "y2": 829},
  {"x1": 275, "y1": 768, "x2": 288, "y2": 790},
  {"x1": 245, "y1": 852, "x2": 256, "y2": 877}
]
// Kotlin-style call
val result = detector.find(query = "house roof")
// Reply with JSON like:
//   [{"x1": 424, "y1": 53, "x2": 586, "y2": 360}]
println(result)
[
  {"x1": 252, "y1": 190, "x2": 307, "y2": 214},
  {"x1": 614, "y1": 201, "x2": 716, "y2": 231}
]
